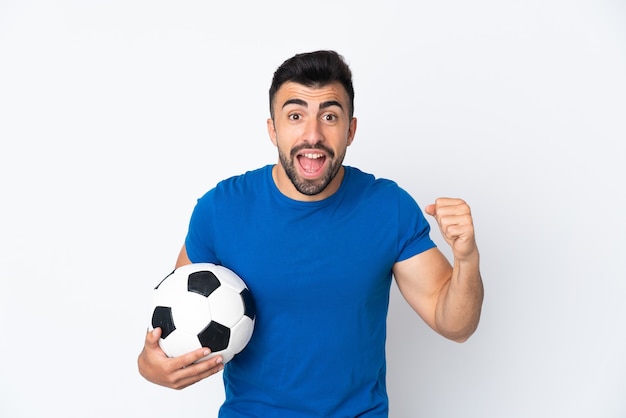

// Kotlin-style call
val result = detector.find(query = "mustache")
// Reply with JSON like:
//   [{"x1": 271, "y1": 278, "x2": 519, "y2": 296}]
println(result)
[{"x1": 290, "y1": 143, "x2": 335, "y2": 159}]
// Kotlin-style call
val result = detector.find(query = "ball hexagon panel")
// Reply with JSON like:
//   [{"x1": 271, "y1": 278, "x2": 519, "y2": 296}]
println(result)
[
  {"x1": 160, "y1": 329, "x2": 203, "y2": 358},
  {"x1": 154, "y1": 269, "x2": 187, "y2": 296},
  {"x1": 227, "y1": 317, "x2": 254, "y2": 355},
  {"x1": 208, "y1": 286, "x2": 245, "y2": 328},
  {"x1": 171, "y1": 291, "x2": 213, "y2": 334},
  {"x1": 212, "y1": 265, "x2": 246, "y2": 293}
]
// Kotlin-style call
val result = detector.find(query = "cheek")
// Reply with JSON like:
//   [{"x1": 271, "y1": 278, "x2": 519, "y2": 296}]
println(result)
[
  {"x1": 275, "y1": 125, "x2": 301, "y2": 145},
  {"x1": 325, "y1": 128, "x2": 351, "y2": 147}
]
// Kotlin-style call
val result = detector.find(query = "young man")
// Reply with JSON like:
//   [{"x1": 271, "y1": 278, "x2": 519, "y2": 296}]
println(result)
[{"x1": 138, "y1": 50, "x2": 484, "y2": 417}]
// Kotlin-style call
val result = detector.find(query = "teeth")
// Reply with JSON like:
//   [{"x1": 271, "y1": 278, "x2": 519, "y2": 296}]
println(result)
[{"x1": 302, "y1": 153, "x2": 323, "y2": 159}]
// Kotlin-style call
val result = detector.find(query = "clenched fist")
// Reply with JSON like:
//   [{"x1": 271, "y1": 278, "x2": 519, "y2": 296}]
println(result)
[{"x1": 425, "y1": 198, "x2": 478, "y2": 262}]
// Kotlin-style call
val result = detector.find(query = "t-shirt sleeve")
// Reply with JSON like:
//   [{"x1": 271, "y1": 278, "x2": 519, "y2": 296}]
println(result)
[
  {"x1": 184, "y1": 189, "x2": 219, "y2": 264},
  {"x1": 396, "y1": 187, "x2": 436, "y2": 262}
]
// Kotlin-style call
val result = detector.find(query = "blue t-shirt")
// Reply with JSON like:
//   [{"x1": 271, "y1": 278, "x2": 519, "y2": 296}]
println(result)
[{"x1": 185, "y1": 165, "x2": 435, "y2": 417}]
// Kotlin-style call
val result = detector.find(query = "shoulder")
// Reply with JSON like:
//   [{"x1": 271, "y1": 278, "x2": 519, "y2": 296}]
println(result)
[
  {"x1": 345, "y1": 166, "x2": 396, "y2": 188},
  {"x1": 191, "y1": 166, "x2": 270, "y2": 214},
  {"x1": 344, "y1": 166, "x2": 411, "y2": 202},
  {"x1": 215, "y1": 165, "x2": 270, "y2": 192},
  {"x1": 195, "y1": 165, "x2": 271, "y2": 200}
]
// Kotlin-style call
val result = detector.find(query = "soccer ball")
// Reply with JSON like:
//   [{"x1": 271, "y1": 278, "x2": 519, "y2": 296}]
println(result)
[{"x1": 150, "y1": 263, "x2": 256, "y2": 364}]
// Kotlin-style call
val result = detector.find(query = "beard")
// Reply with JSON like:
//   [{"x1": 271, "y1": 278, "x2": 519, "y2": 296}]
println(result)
[{"x1": 278, "y1": 143, "x2": 346, "y2": 196}]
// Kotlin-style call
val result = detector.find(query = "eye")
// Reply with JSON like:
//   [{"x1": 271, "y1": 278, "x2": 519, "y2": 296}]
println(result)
[
  {"x1": 322, "y1": 113, "x2": 337, "y2": 122},
  {"x1": 288, "y1": 113, "x2": 301, "y2": 121}
]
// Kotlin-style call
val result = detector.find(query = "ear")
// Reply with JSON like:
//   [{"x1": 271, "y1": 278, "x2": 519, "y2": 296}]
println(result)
[
  {"x1": 347, "y1": 117, "x2": 357, "y2": 146},
  {"x1": 267, "y1": 118, "x2": 277, "y2": 146}
]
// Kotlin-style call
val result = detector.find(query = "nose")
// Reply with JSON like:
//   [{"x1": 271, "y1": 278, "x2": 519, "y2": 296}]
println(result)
[{"x1": 302, "y1": 117, "x2": 324, "y2": 145}]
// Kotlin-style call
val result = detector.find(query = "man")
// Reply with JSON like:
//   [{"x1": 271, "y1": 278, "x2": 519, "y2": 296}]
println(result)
[{"x1": 138, "y1": 50, "x2": 484, "y2": 417}]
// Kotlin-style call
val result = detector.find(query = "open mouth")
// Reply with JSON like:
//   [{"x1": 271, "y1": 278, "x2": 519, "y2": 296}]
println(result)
[{"x1": 297, "y1": 152, "x2": 327, "y2": 176}]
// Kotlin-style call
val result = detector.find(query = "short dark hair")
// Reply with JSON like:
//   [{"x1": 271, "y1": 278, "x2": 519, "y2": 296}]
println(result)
[{"x1": 269, "y1": 50, "x2": 355, "y2": 119}]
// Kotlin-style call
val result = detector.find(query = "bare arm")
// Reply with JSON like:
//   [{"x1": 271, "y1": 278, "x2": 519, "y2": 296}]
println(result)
[
  {"x1": 137, "y1": 245, "x2": 224, "y2": 389},
  {"x1": 393, "y1": 198, "x2": 484, "y2": 342},
  {"x1": 175, "y1": 244, "x2": 192, "y2": 268}
]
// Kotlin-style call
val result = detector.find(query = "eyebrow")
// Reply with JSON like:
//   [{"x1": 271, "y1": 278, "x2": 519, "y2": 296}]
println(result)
[{"x1": 281, "y1": 99, "x2": 344, "y2": 111}]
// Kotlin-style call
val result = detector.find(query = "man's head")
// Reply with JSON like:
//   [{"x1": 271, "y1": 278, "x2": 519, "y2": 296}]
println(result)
[
  {"x1": 269, "y1": 50, "x2": 355, "y2": 120},
  {"x1": 266, "y1": 51, "x2": 357, "y2": 201}
]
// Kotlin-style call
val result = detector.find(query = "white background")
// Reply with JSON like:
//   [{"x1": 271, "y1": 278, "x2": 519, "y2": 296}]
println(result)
[{"x1": 1, "y1": 1, "x2": 625, "y2": 417}]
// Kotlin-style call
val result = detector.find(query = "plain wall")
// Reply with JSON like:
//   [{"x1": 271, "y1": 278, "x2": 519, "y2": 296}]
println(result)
[{"x1": 1, "y1": 0, "x2": 625, "y2": 417}]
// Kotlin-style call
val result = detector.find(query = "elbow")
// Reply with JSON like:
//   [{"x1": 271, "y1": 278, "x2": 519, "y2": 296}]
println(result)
[
  {"x1": 447, "y1": 329, "x2": 476, "y2": 343},
  {"x1": 435, "y1": 312, "x2": 482, "y2": 343},
  {"x1": 440, "y1": 325, "x2": 478, "y2": 343}
]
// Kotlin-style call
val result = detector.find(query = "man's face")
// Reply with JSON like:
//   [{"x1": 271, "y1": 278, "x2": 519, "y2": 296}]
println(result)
[{"x1": 267, "y1": 81, "x2": 357, "y2": 201}]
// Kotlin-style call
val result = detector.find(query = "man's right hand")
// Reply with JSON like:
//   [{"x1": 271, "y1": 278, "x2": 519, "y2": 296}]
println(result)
[{"x1": 137, "y1": 327, "x2": 224, "y2": 390}]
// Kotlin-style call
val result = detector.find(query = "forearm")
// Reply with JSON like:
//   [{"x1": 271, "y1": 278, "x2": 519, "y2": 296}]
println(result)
[{"x1": 435, "y1": 254, "x2": 484, "y2": 342}]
